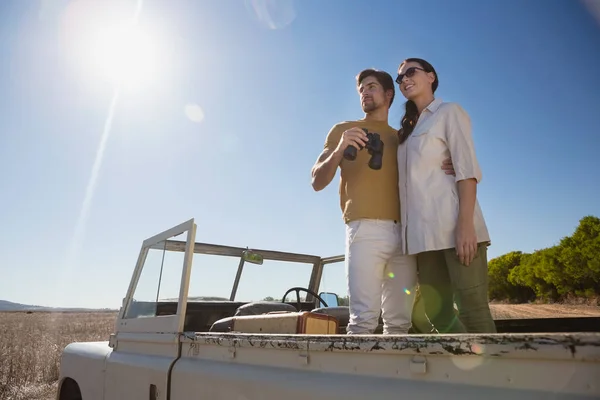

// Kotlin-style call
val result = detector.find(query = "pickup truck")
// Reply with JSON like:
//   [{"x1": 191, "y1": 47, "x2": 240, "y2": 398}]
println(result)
[{"x1": 57, "y1": 218, "x2": 600, "y2": 400}]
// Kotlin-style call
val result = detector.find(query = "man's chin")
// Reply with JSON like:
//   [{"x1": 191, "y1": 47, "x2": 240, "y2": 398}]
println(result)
[{"x1": 362, "y1": 105, "x2": 376, "y2": 113}]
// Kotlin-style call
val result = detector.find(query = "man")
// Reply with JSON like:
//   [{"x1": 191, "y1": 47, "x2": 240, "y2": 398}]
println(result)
[{"x1": 311, "y1": 69, "x2": 445, "y2": 334}]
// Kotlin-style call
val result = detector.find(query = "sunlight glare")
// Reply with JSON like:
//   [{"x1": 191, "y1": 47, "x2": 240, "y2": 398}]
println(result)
[
  {"x1": 57, "y1": 1, "x2": 146, "y2": 309},
  {"x1": 88, "y1": 24, "x2": 157, "y2": 89},
  {"x1": 59, "y1": 0, "x2": 163, "y2": 91}
]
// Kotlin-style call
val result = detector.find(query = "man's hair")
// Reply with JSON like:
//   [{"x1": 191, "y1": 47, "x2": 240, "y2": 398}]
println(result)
[{"x1": 356, "y1": 68, "x2": 395, "y2": 108}]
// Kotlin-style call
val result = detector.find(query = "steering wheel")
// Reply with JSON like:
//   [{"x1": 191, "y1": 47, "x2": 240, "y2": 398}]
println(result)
[{"x1": 281, "y1": 287, "x2": 329, "y2": 311}]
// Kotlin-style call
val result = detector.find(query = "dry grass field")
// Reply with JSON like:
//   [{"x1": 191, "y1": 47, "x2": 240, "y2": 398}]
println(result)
[
  {"x1": 1, "y1": 305, "x2": 599, "y2": 400},
  {"x1": 0, "y1": 312, "x2": 115, "y2": 400}
]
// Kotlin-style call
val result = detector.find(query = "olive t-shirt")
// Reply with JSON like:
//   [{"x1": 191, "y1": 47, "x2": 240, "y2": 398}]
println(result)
[{"x1": 324, "y1": 119, "x2": 400, "y2": 223}]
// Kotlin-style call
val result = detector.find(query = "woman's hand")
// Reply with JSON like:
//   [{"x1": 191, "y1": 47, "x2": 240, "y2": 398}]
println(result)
[{"x1": 456, "y1": 220, "x2": 477, "y2": 266}]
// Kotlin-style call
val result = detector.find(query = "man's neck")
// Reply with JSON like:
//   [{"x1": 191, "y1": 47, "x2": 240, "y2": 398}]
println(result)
[
  {"x1": 363, "y1": 108, "x2": 388, "y2": 123},
  {"x1": 413, "y1": 94, "x2": 435, "y2": 114}
]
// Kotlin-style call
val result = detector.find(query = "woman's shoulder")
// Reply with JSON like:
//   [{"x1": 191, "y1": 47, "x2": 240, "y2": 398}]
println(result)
[
  {"x1": 437, "y1": 101, "x2": 468, "y2": 115},
  {"x1": 434, "y1": 101, "x2": 471, "y2": 127}
]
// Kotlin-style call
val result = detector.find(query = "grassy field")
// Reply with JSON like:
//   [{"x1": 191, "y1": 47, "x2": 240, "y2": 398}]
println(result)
[
  {"x1": 0, "y1": 312, "x2": 115, "y2": 400},
  {"x1": 1, "y1": 305, "x2": 599, "y2": 400}
]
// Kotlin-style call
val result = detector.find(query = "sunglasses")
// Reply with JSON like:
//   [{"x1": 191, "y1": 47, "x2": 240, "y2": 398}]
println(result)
[{"x1": 395, "y1": 67, "x2": 425, "y2": 84}]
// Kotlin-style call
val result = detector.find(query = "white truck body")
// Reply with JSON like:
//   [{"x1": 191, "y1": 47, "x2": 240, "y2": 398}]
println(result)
[{"x1": 57, "y1": 219, "x2": 600, "y2": 400}]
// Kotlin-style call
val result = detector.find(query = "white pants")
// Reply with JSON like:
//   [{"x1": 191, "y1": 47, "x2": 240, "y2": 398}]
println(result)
[{"x1": 345, "y1": 219, "x2": 417, "y2": 334}]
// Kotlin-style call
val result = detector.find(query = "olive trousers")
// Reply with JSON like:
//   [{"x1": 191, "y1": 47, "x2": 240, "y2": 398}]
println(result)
[{"x1": 414, "y1": 243, "x2": 497, "y2": 334}]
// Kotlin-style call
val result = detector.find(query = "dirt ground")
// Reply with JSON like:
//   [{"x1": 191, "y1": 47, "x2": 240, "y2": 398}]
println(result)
[{"x1": 490, "y1": 303, "x2": 600, "y2": 319}]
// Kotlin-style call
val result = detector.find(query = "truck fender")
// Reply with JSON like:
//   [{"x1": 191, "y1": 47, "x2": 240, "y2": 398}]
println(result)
[{"x1": 58, "y1": 341, "x2": 113, "y2": 400}]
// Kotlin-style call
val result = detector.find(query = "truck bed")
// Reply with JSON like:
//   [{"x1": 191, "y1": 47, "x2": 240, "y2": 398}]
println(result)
[{"x1": 170, "y1": 331, "x2": 600, "y2": 399}]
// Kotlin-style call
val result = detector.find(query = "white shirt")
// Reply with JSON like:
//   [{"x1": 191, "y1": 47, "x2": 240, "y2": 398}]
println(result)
[{"x1": 397, "y1": 97, "x2": 490, "y2": 255}]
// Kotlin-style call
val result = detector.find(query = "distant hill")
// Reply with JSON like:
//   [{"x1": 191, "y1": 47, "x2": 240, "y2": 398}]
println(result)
[
  {"x1": 0, "y1": 296, "x2": 235, "y2": 312},
  {"x1": 0, "y1": 296, "x2": 231, "y2": 312},
  {"x1": 160, "y1": 296, "x2": 229, "y2": 302},
  {"x1": 0, "y1": 300, "x2": 116, "y2": 312},
  {"x1": 0, "y1": 300, "x2": 45, "y2": 311}
]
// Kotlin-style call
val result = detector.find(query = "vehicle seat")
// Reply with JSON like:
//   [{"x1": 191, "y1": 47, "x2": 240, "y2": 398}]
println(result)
[
  {"x1": 235, "y1": 301, "x2": 297, "y2": 316},
  {"x1": 209, "y1": 311, "x2": 338, "y2": 334}
]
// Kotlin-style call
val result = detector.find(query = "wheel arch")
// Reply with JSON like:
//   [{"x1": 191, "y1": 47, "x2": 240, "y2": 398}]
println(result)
[{"x1": 58, "y1": 377, "x2": 82, "y2": 400}]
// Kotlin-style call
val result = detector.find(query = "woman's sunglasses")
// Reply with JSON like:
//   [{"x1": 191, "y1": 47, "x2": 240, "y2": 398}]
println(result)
[{"x1": 396, "y1": 67, "x2": 425, "y2": 84}]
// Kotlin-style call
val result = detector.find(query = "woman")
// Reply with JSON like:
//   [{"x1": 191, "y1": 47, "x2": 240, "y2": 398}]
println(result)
[{"x1": 395, "y1": 58, "x2": 496, "y2": 333}]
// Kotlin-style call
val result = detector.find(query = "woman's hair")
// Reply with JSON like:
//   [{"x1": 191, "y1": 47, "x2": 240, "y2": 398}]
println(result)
[{"x1": 398, "y1": 58, "x2": 439, "y2": 144}]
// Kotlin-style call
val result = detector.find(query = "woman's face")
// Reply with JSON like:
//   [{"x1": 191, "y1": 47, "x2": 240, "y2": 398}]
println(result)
[{"x1": 397, "y1": 61, "x2": 435, "y2": 100}]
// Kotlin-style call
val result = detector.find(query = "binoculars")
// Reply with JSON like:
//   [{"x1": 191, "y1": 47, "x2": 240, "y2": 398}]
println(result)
[{"x1": 343, "y1": 128, "x2": 384, "y2": 170}]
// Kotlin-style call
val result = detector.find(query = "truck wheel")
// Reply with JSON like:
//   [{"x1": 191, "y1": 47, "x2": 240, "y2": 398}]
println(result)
[{"x1": 59, "y1": 378, "x2": 82, "y2": 400}]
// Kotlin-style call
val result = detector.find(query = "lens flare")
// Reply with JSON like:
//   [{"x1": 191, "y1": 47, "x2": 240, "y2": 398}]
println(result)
[
  {"x1": 471, "y1": 343, "x2": 485, "y2": 355},
  {"x1": 244, "y1": 0, "x2": 297, "y2": 30},
  {"x1": 185, "y1": 103, "x2": 205, "y2": 123}
]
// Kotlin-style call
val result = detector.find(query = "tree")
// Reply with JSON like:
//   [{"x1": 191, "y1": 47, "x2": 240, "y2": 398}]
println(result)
[
  {"x1": 509, "y1": 248, "x2": 562, "y2": 301},
  {"x1": 488, "y1": 251, "x2": 535, "y2": 302},
  {"x1": 490, "y1": 215, "x2": 599, "y2": 303},
  {"x1": 556, "y1": 215, "x2": 600, "y2": 297}
]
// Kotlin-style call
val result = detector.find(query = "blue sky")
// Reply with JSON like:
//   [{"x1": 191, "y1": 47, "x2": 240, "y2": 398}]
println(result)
[{"x1": 1, "y1": 0, "x2": 599, "y2": 308}]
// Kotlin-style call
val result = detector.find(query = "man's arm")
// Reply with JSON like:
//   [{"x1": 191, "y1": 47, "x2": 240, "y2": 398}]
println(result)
[
  {"x1": 311, "y1": 147, "x2": 344, "y2": 191},
  {"x1": 311, "y1": 125, "x2": 367, "y2": 191}
]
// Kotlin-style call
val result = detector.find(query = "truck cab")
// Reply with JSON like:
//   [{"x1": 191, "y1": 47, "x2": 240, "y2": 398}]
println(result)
[{"x1": 57, "y1": 218, "x2": 600, "y2": 400}]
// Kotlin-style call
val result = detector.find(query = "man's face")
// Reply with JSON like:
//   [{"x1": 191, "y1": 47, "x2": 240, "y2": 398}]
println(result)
[{"x1": 358, "y1": 75, "x2": 388, "y2": 113}]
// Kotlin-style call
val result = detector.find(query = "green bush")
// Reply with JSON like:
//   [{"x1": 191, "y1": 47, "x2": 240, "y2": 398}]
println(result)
[{"x1": 488, "y1": 216, "x2": 600, "y2": 303}]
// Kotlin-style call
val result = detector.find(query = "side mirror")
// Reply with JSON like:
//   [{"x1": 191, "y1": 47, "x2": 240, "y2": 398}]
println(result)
[
  {"x1": 243, "y1": 250, "x2": 263, "y2": 265},
  {"x1": 318, "y1": 292, "x2": 339, "y2": 308}
]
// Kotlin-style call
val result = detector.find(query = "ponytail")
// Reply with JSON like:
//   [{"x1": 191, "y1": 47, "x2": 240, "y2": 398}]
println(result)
[{"x1": 398, "y1": 100, "x2": 419, "y2": 144}]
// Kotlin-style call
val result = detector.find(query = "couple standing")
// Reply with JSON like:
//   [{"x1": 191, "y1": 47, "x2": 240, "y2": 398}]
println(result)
[{"x1": 311, "y1": 58, "x2": 497, "y2": 335}]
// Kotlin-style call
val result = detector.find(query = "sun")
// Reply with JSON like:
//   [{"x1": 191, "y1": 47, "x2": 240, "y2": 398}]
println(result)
[
  {"x1": 86, "y1": 24, "x2": 157, "y2": 90},
  {"x1": 59, "y1": 0, "x2": 161, "y2": 91}
]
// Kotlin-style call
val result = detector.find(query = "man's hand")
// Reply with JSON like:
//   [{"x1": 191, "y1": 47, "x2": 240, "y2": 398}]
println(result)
[
  {"x1": 442, "y1": 157, "x2": 455, "y2": 176},
  {"x1": 335, "y1": 127, "x2": 368, "y2": 154},
  {"x1": 311, "y1": 126, "x2": 368, "y2": 192}
]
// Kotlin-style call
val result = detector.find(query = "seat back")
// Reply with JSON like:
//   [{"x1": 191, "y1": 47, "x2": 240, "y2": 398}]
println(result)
[
  {"x1": 210, "y1": 311, "x2": 338, "y2": 334},
  {"x1": 234, "y1": 301, "x2": 297, "y2": 316}
]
